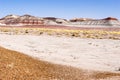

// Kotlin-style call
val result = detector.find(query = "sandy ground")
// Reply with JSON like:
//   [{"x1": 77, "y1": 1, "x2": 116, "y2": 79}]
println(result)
[
  {"x1": 1, "y1": 47, "x2": 120, "y2": 80},
  {"x1": 0, "y1": 34, "x2": 120, "y2": 72}
]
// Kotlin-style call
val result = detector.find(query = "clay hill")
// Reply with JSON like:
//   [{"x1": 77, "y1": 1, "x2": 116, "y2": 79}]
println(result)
[
  {"x1": 0, "y1": 14, "x2": 68, "y2": 26},
  {"x1": 0, "y1": 14, "x2": 120, "y2": 27},
  {"x1": 69, "y1": 17, "x2": 120, "y2": 26}
]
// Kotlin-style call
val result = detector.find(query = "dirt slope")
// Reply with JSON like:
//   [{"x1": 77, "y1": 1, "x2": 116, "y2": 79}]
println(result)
[{"x1": 0, "y1": 47, "x2": 120, "y2": 80}]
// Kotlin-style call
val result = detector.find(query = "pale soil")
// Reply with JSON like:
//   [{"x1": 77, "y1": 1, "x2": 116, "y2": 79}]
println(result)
[{"x1": 0, "y1": 34, "x2": 120, "y2": 72}]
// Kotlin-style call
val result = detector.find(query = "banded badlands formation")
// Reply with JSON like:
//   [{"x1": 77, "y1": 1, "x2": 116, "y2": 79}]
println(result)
[{"x1": 0, "y1": 14, "x2": 120, "y2": 27}]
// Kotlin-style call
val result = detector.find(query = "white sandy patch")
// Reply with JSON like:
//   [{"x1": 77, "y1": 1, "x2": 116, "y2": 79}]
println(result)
[{"x1": 0, "y1": 34, "x2": 120, "y2": 72}]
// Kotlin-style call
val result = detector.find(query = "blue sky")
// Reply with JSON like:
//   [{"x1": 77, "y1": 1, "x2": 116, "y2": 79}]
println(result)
[{"x1": 0, "y1": 0, "x2": 120, "y2": 19}]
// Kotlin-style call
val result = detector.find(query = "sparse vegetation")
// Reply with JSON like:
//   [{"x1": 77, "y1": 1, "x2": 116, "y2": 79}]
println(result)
[{"x1": 0, "y1": 27, "x2": 120, "y2": 40}]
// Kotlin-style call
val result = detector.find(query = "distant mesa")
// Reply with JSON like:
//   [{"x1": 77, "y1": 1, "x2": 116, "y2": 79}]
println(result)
[
  {"x1": 0, "y1": 14, "x2": 120, "y2": 27},
  {"x1": 70, "y1": 17, "x2": 118, "y2": 22},
  {"x1": 102, "y1": 17, "x2": 118, "y2": 21},
  {"x1": 69, "y1": 17, "x2": 120, "y2": 26}
]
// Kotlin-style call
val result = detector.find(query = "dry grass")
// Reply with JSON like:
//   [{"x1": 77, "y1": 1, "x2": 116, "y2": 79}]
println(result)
[
  {"x1": 0, "y1": 26, "x2": 120, "y2": 40},
  {"x1": 0, "y1": 47, "x2": 120, "y2": 80}
]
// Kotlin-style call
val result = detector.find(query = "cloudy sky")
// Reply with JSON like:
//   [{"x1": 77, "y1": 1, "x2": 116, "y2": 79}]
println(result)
[{"x1": 0, "y1": 0, "x2": 120, "y2": 19}]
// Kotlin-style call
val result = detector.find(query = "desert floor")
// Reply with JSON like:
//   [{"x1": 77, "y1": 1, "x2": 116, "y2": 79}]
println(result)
[
  {"x1": 0, "y1": 34, "x2": 120, "y2": 72},
  {"x1": 0, "y1": 34, "x2": 120, "y2": 80}
]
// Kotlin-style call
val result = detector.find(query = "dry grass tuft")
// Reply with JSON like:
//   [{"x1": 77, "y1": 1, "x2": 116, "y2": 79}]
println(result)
[
  {"x1": 0, "y1": 27, "x2": 120, "y2": 40},
  {"x1": 0, "y1": 47, "x2": 120, "y2": 80}
]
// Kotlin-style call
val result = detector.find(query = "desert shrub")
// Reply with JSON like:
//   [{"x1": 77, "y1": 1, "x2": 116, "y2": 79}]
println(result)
[
  {"x1": 25, "y1": 30, "x2": 29, "y2": 33},
  {"x1": 39, "y1": 32, "x2": 43, "y2": 35}
]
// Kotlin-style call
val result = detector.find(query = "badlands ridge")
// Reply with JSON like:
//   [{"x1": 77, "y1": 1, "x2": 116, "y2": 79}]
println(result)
[{"x1": 0, "y1": 14, "x2": 120, "y2": 27}]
